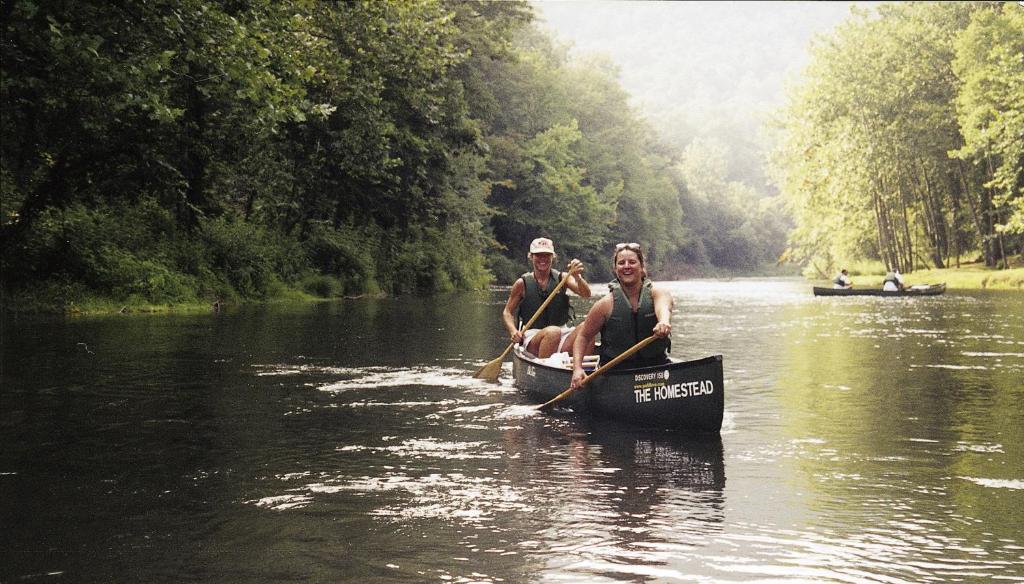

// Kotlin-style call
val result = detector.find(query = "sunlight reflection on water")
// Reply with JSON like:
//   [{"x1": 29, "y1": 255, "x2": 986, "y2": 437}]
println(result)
[
  {"x1": 347, "y1": 283, "x2": 1020, "y2": 582},
  {"x1": 4, "y1": 281, "x2": 1022, "y2": 583}
]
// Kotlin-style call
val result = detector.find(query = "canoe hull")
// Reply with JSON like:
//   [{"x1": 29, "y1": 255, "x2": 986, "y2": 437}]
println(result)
[
  {"x1": 512, "y1": 348, "x2": 724, "y2": 434},
  {"x1": 813, "y1": 283, "x2": 946, "y2": 297}
]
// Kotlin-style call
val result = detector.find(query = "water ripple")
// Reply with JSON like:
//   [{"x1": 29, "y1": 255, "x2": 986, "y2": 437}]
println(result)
[{"x1": 958, "y1": 476, "x2": 1024, "y2": 490}]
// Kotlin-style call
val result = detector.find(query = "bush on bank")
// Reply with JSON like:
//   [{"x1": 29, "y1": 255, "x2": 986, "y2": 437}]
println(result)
[{"x1": 0, "y1": 200, "x2": 492, "y2": 315}]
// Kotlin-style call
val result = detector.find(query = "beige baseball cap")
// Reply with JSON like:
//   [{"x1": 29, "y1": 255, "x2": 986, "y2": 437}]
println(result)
[{"x1": 529, "y1": 237, "x2": 555, "y2": 254}]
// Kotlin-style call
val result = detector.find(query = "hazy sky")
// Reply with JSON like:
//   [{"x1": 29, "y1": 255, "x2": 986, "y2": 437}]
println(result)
[
  {"x1": 532, "y1": 1, "x2": 866, "y2": 120},
  {"x1": 531, "y1": 1, "x2": 876, "y2": 187}
]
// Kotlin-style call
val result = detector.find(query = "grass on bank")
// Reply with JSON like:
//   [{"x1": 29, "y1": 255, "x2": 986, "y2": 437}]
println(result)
[
  {"x1": 6, "y1": 256, "x2": 1019, "y2": 318},
  {"x1": 0, "y1": 273, "x2": 385, "y2": 317},
  {"x1": 827, "y1": 258, "x2": 1023, "y2": 290}
]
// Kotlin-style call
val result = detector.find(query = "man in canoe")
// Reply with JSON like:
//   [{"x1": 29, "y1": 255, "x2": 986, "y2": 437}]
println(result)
[
  {"x1": 502, "y1": 237, "x2": 592, "y2": 359},
  {"x1": 833, "y1": 268, "x2": 853, "y2": 289},
  {"x1": 569, "y1": 242, "x2": 673, "y2": 390}
]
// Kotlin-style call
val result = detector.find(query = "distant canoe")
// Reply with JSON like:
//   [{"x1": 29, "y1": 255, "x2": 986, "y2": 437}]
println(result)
[
  {"x1": 813, "y1": 283, "x2": 946, "y2": 297},
  {"x1": 512, "y1": 346, "x2": 724, "y2": 434}
]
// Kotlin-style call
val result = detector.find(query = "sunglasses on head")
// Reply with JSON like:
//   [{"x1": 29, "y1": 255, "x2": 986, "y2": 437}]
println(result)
[{"x1": 615, "y1": 242, "x2": 641, "y2": 251}]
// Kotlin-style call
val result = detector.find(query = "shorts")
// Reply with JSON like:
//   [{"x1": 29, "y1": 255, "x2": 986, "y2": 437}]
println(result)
[{"x1": 522, "y1": 326, "x2": 574, "y2": 352}]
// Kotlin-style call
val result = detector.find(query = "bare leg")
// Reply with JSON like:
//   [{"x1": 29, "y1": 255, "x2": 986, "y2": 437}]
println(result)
[
  {"x1": 526, "y1": 329, "x2": 547, "y2": 356},
  {"x1": 529, "y1": 326, "x2": 563, "y2": 358},
  {"x1": 561, "y1": 327, "x2": 594, "y2": 357}
]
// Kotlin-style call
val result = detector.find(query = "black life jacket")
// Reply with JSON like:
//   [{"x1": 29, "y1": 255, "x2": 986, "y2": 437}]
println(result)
[
  {"x1": 517, "y1": 270, "x2": 570, "y2": 329},
  {"x1": 599, "y1": 279, "x2": 670, "y2": 368}
]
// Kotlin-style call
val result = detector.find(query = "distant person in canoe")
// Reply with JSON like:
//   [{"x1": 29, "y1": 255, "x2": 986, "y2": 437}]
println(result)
[
  {"x1": 569, "y1": 242, "x2": 673, "y2": 390},
  {"x1": 882, "y1": 269, "x2": 906, "y2": 292},
  {"x1": 502, "y1": 237, "x2": 592, "y2": 359},
  {"x1": 832, "y1": 269, "x2": 853, "y2": 289}
]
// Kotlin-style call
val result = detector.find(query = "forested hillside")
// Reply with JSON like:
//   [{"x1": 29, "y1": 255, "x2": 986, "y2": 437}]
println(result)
[
  {"x1": 0, "y1": 0, "x2": 773, "y2": 310},
  {"x1": 772, "y1": 2, "x2": 1022, "y2": 276},
  {"x1": 2, "y1": 1, "x2": 1019, "y2": 311}
]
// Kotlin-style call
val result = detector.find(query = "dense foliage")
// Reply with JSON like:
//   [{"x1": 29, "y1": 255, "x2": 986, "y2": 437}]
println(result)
[
  {"x1": 772, "y1": 2, "x2": 1023, "y2": 276},
  {"x1": 3, "y1": 0, "x2": 503, "y2": 304},
  {"x1": 1, "y1": 0, "x2": 778, "y2": 310},
  {"x1": 5, "y1": 2, "x2": 1014, "y2": 310}
]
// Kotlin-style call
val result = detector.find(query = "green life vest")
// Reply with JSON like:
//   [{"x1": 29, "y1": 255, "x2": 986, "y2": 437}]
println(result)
[
  {"x1": 518, "y1": 270, "x2": 570, "y2": 329},
  {"x1": 599, "y1": 279, "x2": 670, "y2": 367}
]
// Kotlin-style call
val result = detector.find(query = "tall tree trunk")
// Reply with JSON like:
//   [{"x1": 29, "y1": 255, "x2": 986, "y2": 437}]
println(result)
[
  {"x1": 950, "y1": 183, "x2": 961, "y2": 268},
  {"x1": 872, "y1": 187, "x2": 893, "y2": 269},
  {"x1": 181, "y1": 71, "x2": 208, "y2": 230},
  {"x1": 985, "y1": 156, "x2": 1010, "y2": 268},
  {"x1": 981, "y1": 181, "x2": 995, "y2": 267},
  {"x1": 955, "y1": 161, "x2": 990, "y2": 265},
  {"x1": 994, "y1": 208, "x2": 1010, "y2": 269},
  {"x1": 883, "y1": 171, "x2": 909, "y2": 272},
  {"x1": 917, "y1": 160, "x2": 947, "y2": 268},
  {"x1": 903, "y1": 228, "x2": 912, "y2": 271}
]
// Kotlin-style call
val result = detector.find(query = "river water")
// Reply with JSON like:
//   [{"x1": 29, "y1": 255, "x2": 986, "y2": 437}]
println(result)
[{"x1": 2, "y1": 278, "x2": 1022, "y2": 583}]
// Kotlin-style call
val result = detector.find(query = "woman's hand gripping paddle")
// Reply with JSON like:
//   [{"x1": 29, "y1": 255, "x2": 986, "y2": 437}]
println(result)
[{"x1": 537, "y1": 335, "x2": 659, "y2": 410}]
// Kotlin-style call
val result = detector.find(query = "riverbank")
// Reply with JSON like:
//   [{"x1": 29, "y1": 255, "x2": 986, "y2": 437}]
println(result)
[
  {"x1": 827, "y1": 262, "x2": 1023, "y2": 290},
  {"x1": 5, "y1": 262, "x2": 1019, "y2": 318},
  {"x1": 0, "y1": 287, "x2": 404, "y2": 317},
  {"x1": 0, "y1": 286, "x2": 326, "y2": 318}
]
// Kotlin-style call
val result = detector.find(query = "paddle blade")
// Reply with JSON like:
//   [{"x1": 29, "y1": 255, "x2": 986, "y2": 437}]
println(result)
[
  {"x1": 473, "y1": 357, "x2": 504, "y2": 382},
  {"x1": 537, "y1": 391, "x2": 570, "y2": 411},
  {"x1": 473, "y1": 343, "x2": 515, "y2": 382}
]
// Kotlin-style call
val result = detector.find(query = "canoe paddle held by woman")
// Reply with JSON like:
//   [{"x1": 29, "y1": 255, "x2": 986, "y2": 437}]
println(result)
[
  {"x1": 502, "y1": 237, "x2": 592, "y2": 359},
  {"x1": 569, "y1": 242, "x2": 673, "y2": 390}
]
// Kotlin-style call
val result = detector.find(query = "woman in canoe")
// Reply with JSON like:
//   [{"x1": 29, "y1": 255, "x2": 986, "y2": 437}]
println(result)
[
  {"x1": 569, "y1": 242, "x2": 673, "y2": 390},
  {"x1": 502, "y1": 237, "x2": 592, "y2": 359}
]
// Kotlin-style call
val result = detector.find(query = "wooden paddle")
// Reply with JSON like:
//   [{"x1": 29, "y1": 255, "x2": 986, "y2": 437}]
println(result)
[
  {"x1": 537, "y1": 334, "x2": 659, "y2": 410},
  {"x1": 473, "y1": 271, "x2": 571, "y2": 382}
]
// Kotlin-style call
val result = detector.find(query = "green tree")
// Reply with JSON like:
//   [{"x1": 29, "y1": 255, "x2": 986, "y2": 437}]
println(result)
[
  {"x1": 952, "y1": 4, "x2": 1024, "y2": 242},
  {"x1": 678, "y1": 138, "x2": 787, "y2": 270},
  {"x1": 772, "y1": 2, "x2": 1016, "y2": 275},
  {"x1": 480, "y1": 29, "x2": 690, "y2": 282}
]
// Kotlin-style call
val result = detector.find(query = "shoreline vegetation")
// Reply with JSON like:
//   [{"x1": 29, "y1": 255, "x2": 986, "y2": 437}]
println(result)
[
  {"x1": 821, "y1": 262, "x2": 1023, "y2": 292},
  {"x1": 3, "y1": 4, "x2": 1020, "y2": 319},
  {"x1": 3, "y1": 262, "x2": 1018, "y2": 317},
  {"x1": 2, "y1": 2, "x2": 795, "y2": 320}
]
